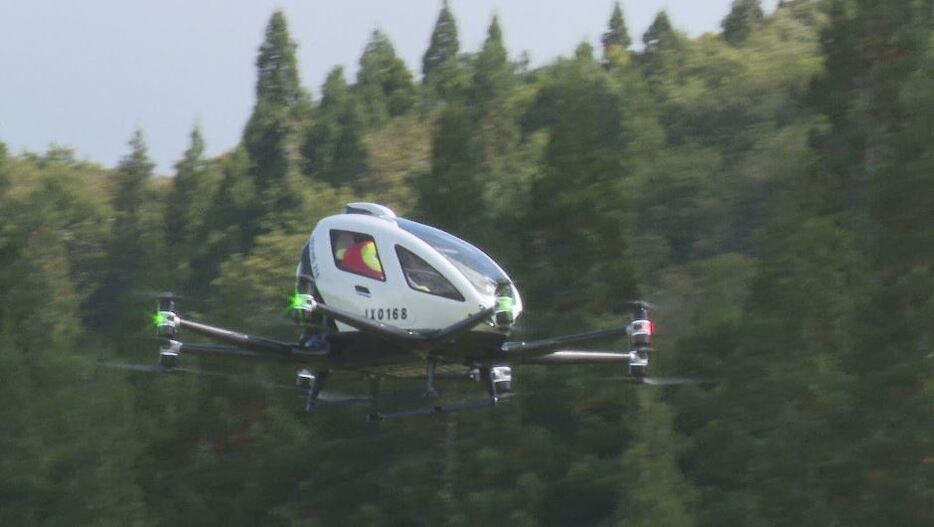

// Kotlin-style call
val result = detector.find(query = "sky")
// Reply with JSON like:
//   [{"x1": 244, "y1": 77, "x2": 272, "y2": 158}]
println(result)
[{"x1": 1, "y1": 1, "x2": 779, "y2": 175}]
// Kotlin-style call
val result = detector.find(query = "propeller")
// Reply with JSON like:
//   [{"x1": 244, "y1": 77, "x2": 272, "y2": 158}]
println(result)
[
  {"x1": 95, "y1": 361, "x2": 364, "y2": 402},
  {"x1": 131, "y1": 289, "x2": 185, "y2": 301},
  {"x1": 621, "y1": 300, "x2": 659, "y2": 310},
  {"x1": 97, "y1": 361, "x2": 268, "y2": 382},
  {"x1": 600, "y1": 375, "x2": 714, "y2": 386}
]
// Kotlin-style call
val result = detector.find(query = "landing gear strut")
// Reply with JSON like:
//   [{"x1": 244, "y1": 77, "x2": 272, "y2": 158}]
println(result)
[
  {"x1": 426, "y1": 357, "x2": 439, "y2": 398},
  {"x1": 302, "y1": 370, "x2": 329, "y2": 412},
  {"x1": 480, "y1": 366, "x2": 512, "y2": 406}
]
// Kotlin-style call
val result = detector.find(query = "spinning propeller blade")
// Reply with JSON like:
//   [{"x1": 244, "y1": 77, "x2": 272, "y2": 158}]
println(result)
[
  {"x1": 601, "y1": 375, "x2": 714, "y2": 386},
  {"x1": 95, "y1": 361, "x2": 360, "y2": 401},
  {"x1": 621, "y1": 300, "x2": 658, "y2": 310}
]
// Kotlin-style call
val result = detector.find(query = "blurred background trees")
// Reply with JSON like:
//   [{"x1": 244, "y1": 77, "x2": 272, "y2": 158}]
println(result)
[{"x1": 1, "y1": 1, "x2": 930, "y2": 525}]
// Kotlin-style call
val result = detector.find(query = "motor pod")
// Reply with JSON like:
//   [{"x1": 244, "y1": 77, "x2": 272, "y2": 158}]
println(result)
[
  {"x1": 628, "y1": 304, "x2": 653, "y2": 349},
  {"x1": 628, "y1": 350, "x2": 649, "y2": 378},
  {"x1": 155, "y1": 296, "x2": 179, "y2": 339},
  {"x1": 627, "y1": 302, "x2": 653, "y2": 378},
  {"x1": 296, "y1": 369, "x2": 315, "y2": 391},
  {"x1": 491, "y1": 366, "x2": 513, "y2": 394},
  {"x1": 159, "y1": 339, "x2": 181, "y2": 368},
  {"x1": 289, "y1": 292, "x2": 318, "y2": 325}
]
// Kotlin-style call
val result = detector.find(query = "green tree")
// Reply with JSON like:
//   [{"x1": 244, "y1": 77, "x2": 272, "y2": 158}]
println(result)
[
  {"x1": 360, "y1": 114, "x2": 432, "y2": 213},
  {"x1": 602, "y1": 2, "x2": 632, "y2": 56},
  {"x1": 356, "y1": 29, "x2": 416, "y2": 128},
  {"x1": 524, "y1": 48, "x2": 638, "y2": 314},
  {"x1": 414, "y1": 103, "x2": 483, "y2": 235},
  {"x1": 422, "y1": 0, "x2": 461, "y2": 98},
  {"x1": 808, "y1": 0, "x2": 931, "y2": 218},
  {"x1": 722, "y1": 0, "x2": 765, "y2": 44},
  {"x1": 190, "y1": 148, "x2": 262, "y2": 300},
  {"x1": 642, "y1": 10, "x2": 676, "y2": 53},
  {"x1": 470, "y1": 15, "x2": 523, "y2": 245},
  {"x1": 302, "y1": 66, "x2": 366, "y2": 188},
  {"x1": 617, "y1": 390, "x2": 696, "y2": 527},
  {"x1": 167, "y1": 125, "x2": 212, "y2": 248},
  {"x1": 90, "y1": 130, "x2": 165, "y2": 335},
  {"x1": 242, "y1": 10, "x2": 308, "y2": 215}
]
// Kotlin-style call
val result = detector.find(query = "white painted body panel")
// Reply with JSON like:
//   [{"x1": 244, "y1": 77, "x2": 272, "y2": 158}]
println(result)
[{"x1": 304, "y1": 212, "x2": 520, "y2": 333}]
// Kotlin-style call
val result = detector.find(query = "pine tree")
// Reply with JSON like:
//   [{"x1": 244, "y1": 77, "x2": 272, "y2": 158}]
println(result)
[
  {"x1": 642, "y1": 11, "x2": 676, "y2": 53},
  {"x1": 602, "y1": 2, "x2": 632, "y2": 56},
  {"x1": 617, "y1": 390, "x2": 696, "y2": 527},
  {"x1": 166, "y1": 125, "x2": 208, "y2": 248},
  {"x1": 252, "y1": 10, "x2": 302, "y2": 110},
  {"x1": 243, "y1": 10, "x2": 307, "y2": 215},
  {"x1": 414, "y1": 103, "x2": 482, "y2": 235},
  {"x1": 113, "y1": 129, "x2": 155, "y2": 215},
  {"x1": 468, "y1": 15, "x2": 523, "y2": 250},
  {"x1": 191, "y1": 148, "x2": 261, "y2": 297},
  {"x1": 422, "y1": 0, "x2": 460, "y2": 83},
  {"x1": 722, "y1": 0, "x2": 765, "y2": 44},
  {"x1": 808, "y1": 0, "x2": 931, "y2": 218},
  {"x1": 89, "y1": 130, "x2": 161, "y2": 333},
  {"x1": 303, "y1": 66, "x2": 366, "y2": 188},
  {"x1": 356, "y1": 29, "x2": 416, "y2": 128},
  {"x1": 471, "y1": 15, "x2": 509, "y2": 108},
  {"x1": 470, "y1": 15, "x2": 517, "y2": 164},
  {"x1": 525, "y1": 50, "x2": 637, "y2": 313},
  {"x1": 640, "y1": 11, "x2": 683, "y2": 82}
]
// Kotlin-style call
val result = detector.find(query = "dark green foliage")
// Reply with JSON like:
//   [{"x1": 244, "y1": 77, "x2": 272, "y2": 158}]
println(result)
[
  {"x1": 113, "y1": 129, "x2": 155, "y2": 214},
  {"x1": 303, "y1": 67, "x2": 366, "y2": 188},
  {"x1": 722, "y1": 0, "x2": 765, "y2": 44},
  {"x1": 470, "y1": 15, "x2": 509, "y2": 110},
  {"x1": 167, "y1": 125, "x2": 212, "y2": 247},
  {"x1": 3, "y1": 4, "x2": 933, "y2": 526},
  {"x1": 243, "y1": 10, "x2": 307, "y2": 217},
  {"x1": 89, "y1": 130, "x2": 165, "y2": 335},
  {"x1": 414, "y1": 103, "x2": 483, "y2": 235},
  {"x1": 643, "y1": 10, "x2": 676, "y2": 53},
  {"x1": 252, "y1": 10, "x2": 303, "y2": 109},
  {"x1": 525, "y1": 51, "x2": 638, "y2": 313},
  {"x1": 356, "y1": 29, "x2": 416, "y2": 127},
  {"x1": 602, "y1": 2, "x2": 632, "y2": 55},
  {"x1": 422, "y1": 0, "x2": 460, "y2": 84}
]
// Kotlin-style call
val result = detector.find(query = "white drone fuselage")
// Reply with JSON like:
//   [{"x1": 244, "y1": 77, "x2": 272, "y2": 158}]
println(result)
[{"x1": 299, "y1": 203, "x2": 523, "y2": 334}]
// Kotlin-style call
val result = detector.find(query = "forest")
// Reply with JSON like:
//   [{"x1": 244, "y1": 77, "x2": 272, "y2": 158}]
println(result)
[{"x1": 0, "y1": 0, "x2": 931, "y2": 525}]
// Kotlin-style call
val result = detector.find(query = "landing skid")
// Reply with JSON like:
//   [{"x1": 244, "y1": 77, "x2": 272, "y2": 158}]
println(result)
[
  {"x1": 300, "y1": 360, "x2": 514, "y2": 421},
  {"x1": 366, "y1": 393, "x2": 517, "y2": 422}
]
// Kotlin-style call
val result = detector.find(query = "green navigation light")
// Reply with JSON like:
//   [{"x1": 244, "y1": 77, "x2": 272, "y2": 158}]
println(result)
[
  {"x1": 496, "y1": 296, "x2": 515, "y2": 312},
  {"x1": 290, "y1": 292, "x2": 304, "y2": 310}
]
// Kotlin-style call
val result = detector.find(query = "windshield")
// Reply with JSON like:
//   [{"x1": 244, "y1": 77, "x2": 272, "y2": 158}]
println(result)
[{"x1": 397, "y1": 218, "x2": 509, "y2": 295}]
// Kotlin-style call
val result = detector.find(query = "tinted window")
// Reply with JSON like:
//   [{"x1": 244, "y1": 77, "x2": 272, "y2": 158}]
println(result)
[
  {"x1": 396, "y1": 245, "x2": 464, "y2": 302},
  {"x1": 396, "y1": 218, "x2": 509, "y2": 295},
  {"x1": 330, "y1": 230, "x2": 385, "y2": 281}
]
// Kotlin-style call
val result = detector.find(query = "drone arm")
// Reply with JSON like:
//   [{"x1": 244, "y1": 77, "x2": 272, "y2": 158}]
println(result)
[
  {"x1": 169, "y1": 341, "x2": 299, "y2": 361},
  {"x1": 518, "y1": 350, "x2": 633, "y2": 365},
  {"x1": 501, "y1": 327, "x2": 630, "y2": 355},
  {"x1": 177, "y1": 318, "x2": 311, "y2": 357}
]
